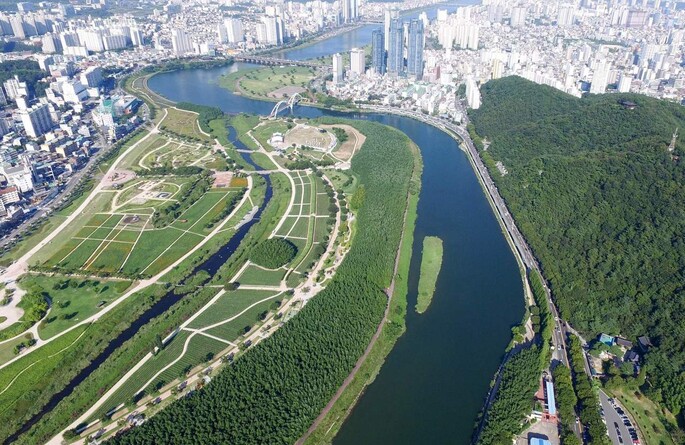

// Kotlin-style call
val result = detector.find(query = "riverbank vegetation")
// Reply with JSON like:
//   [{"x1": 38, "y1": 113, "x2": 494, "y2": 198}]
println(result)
[
  {"x1": 470, "y1": 76, "x2": 685, "y2": 434},
  {"x1": 107, "y1": 120, "x2": 415, "y2": 445},
  {"x1": 567, "y1": 336, "x2": 610, "y2": 445},
  {"x1": 415, "y1": 236, "x2": 443, "y2": 314},
  {"x1": 476, "y1": 346, "x2": 542, "y2": 445}
]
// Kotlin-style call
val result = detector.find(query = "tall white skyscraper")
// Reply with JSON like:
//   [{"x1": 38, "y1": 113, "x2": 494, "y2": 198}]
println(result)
[
  {"x1": 590, "y1": 60, "x2": 611, "y2": 94},
  {"x1": 225, "y1": 18, "x2": 243, "y2": 43},
  {"x1": 332, "y1": 53, "x2": 344, "y2": 83},
  {"x1": 262, "y1": 16, "x2": 282, "y2": 45},
  {"x1": 217, "y1": 23, "x2": 228, "y2": 43},
  {"x1": 350, "y1": 48, "x2": 365, "y2": 77},
  {"x1": 383, "y1": 7, "x2": 398, "y2": 51},
  {"x1": 171, "y1": 28, "x2": 193, "y2": 55},
  {"x1": 342, "y1": 0, "x2": 358, "y2": 23},
  {"x1": 510, "y1": 7, "x2": 527, "y2": 28}
]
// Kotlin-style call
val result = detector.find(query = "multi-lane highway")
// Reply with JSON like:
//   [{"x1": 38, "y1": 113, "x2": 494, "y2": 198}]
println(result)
[{"x1": 362, "y1": 105, "x2": 587, "y2": 441}]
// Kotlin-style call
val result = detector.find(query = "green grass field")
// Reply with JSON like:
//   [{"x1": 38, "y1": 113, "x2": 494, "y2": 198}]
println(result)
[
  {"x1": 160, "y1": 108, "x2": 211, "y2": 141},
  {"x1": 0, "y1": 325, "x2": 90, "y2": 423},
  {"x1": 236, "y1": 66, "x2": 316, "y2": 98},
  {"x1": 252, "y1": 121, "x2": 291, "y2": 151},
  {"x1": 237, "y1": 265, "x2": 286, "y2": 287},
  {"x1": 156, "y1": 334, "x2": 227, "y2": 386},
  {"x1": 0, "y1": 334, "x2": 33, "y2": 366},
  {"x1": 187, "y1": 289, "x2": 280, "y2": 330},
  {"x1": 19, "y1": 275, "x2": 131, "y2": 339},
  {"x1": 416, "y1": 236, "x2": 443, "y2": 314},
  {"x1": 204, "y1": 298, "x2": 278, "y2": 342},
  {"x1": 608, "y1": 387, "x2": 678, "y2": 445},
  {"x1": 90, "y1": 330, "x2": 193, "y2": 421}
]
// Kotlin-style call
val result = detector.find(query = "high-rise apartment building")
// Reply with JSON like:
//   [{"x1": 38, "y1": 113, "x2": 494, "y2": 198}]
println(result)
[
  {"x1": 20, "y1": 102, "x2": 53, "y2": 138},
  {"x1": 387, "y1": 18, "x2": 404, "y2": 75},
  {"x1": 225, "y1": 18, "x2": 243, "y2": 43},
  {"x1": 350, "y1": 47, "x2": 365, "y2": 77},
  {"x1": 171, "y1": 28, "x2": 193, "y2": 55},
  {"x1": 371, "y1": 29, "x2": 385, "y2": 75},
  {"x1": 510, "y1": 7, "x2": 527, "y2": 27},
  {"x1": 407, "y1": 19, "x2": 424, "y2": 79},
  {"x1": 332, "y1": 53, "x2": 344, "y2": 83},
  {"x1": 383, "y1": 7, "x2": 398, "y2": 51},
  {"x1": 342, "y1": 0, "x2": 358, "y2": 23}
]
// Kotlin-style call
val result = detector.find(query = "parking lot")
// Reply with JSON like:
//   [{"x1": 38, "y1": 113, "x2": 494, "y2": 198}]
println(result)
[{"x1": 600, "y1": 390, "x2": 640, "y2": 445}]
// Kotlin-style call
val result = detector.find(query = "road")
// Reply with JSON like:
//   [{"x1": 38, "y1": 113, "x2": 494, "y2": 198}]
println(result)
[
  {"x1": 0, "y1": 132, "x2": 111, "y2": 252},
  {"x1": 600, "y1": 390, "x2": 640, "y2": 445},
  {"x1": 360, "y1": 105, "x2": 585, "y2": 440}
]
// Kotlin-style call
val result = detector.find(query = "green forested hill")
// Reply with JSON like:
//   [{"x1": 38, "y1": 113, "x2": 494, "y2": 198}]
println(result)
[{"x1": 470, "y1": 76, "x2": 685, "y2": 417}]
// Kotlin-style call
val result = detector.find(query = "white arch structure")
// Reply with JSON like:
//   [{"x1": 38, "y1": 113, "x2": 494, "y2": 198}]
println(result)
[{"x1": 269, "y1": 93, "x2": 302, "y2": 118}]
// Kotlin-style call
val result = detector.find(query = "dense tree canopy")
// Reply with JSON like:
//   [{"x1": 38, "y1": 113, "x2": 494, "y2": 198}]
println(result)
[
  {"x1": 471, "y1": 76, "x2": 685, "y2": 422},
  {"x1": 107, "y1": 119, "x2": 416, "y2": 444},
  {"x1": 248, "y1": 238, "x2": 297, "y2": 269}
]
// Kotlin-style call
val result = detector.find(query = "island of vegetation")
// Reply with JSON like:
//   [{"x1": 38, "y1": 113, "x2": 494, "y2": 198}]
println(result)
[
  {"x1": 249, "y1": 238, "x2": 297, "y2": 269},
  {"x1": 470, "y1": 75, "x2": 685, "y2": 443},
  {"x1": 415, "y1": 236, "x2": 443, "y2": 314}
]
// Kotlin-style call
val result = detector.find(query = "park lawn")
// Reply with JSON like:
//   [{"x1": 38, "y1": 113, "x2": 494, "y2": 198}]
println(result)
[
  {"x1": 187, "y1": 289, "x2": 280, "y2": 330},
  {"x1": 238, "y1": 66, "x2": 315, "y2": 98},
  {"x1": 208, "y1": 118, "x2": 231, "y2": 146},
  {"x1": 236, "y1": 266, "x2": 286, "y2": 287},
  {"x1": 116, "y1": 132, "x2": 166, "y2": 170},
  {"x1": 156, "y1": 334, "x2": 228, "y2": 387},
  {"x1": 161, "y1": 108, "x2": 211, "y2": 141},
  {"x1": 89, "y1": 330, "x2": 193, "y2": 422},
  {"x1": 171, "y1": 192, "x2": 226, "y2": 231},
  {"x1": 316, "y1": 192, "x2": 333, "y2": 216},
  {"x1": 416, "y1": 236, "x2": 444, "y2": 314},
  {"x1": 50, "y1": 239, "x2": 102, "y2": 270},
  {"x1": 144, "y1": 232, "x2": 203, "y2": 274},
  {"x1": 0, "y1": 325, "x2": 89, "y2": 419},
  {"x1": 608, "y1": 387, "x2": 678, "y2": 445},
  {"x1": 252, "y1": 121, "x2": 291, "y2": 150},
  {"x1": 294, "y1": 243, "x2": 325, "y2": 275},
  {"x1": 113, "y1": 229, "x2": 141, "y2": 243},
  {"x1": 204, "y1": 298, "x2": 278, "y2": 342},
  {"x1": 314, "y1": 218, "x2": 332, "y2": 243},
  {"x1": 217, "y1": 67, "x2": 260, "y2": 93},
  {"x1": 0, "y1": 334, "x2": 34, "y2": 366},
  {"x1": 87, "y1": 241, "x2": 134, "y2": 274},
  {"x1": 118, "y1": 228, "x2": 183, "y2": 276},
  {"x1": 287, "y1": 217, "x2": 311, "y2": 240},
  {"x1": 30, "y1": 193, "x2": 118, "y2": 266},
  {"x1": 18, "y1": 275, "x2": 132, "y2": 339},
  {"x1": 127, "y1": 136, "x2": 169, "y2": 170},
  {"x1": 323, "y1": 169, "x2": 358, "y2": 195},
  {"x1": 250, "y1": 152, "x2": 279, "y2": 170}
]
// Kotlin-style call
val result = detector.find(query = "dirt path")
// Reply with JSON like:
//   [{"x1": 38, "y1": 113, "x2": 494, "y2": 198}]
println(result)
[{"x1": 295, "y1": 190, "x2": 410, "y2": 445}]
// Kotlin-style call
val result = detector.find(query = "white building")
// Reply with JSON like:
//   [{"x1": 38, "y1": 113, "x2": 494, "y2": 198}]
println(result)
[
  {"x1": 332, "y1": 53, "x2": 344, "y2": 84},
  {"x1": 20, "y1": 102, "x2": 53, "y2": 138},
  {"x1": 350, "y1": 48, "x2": 365, "y2": 77},
  {"x1": 466, "y1": 77, "x2": 481, "y2": 109},
  {"x1": 171, "y1": 28, "x2": 193, "y2": 55},
  {"x1": 225, "y1": 18, "x2": 243, "y2": 44}
]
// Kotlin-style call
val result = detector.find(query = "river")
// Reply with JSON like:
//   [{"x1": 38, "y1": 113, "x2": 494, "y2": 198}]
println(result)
[{"x1": 146, "y1": 2, "x2": 524, "y2": 443}]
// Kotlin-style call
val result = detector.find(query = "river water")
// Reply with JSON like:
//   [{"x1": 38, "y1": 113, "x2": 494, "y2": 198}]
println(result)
[{"x1": 146, "y1": 3, "x2": 524, "y2": 443}]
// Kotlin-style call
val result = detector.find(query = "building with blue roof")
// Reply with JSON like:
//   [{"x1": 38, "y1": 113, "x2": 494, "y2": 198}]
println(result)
[{"x1": 545, "y1": 380, "x2": 556, "y2": 416}]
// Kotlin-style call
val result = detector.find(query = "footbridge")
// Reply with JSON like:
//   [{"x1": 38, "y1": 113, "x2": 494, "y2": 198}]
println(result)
[{"x1": 269, "y1": 93, "x2": 303, "y2": 118}]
